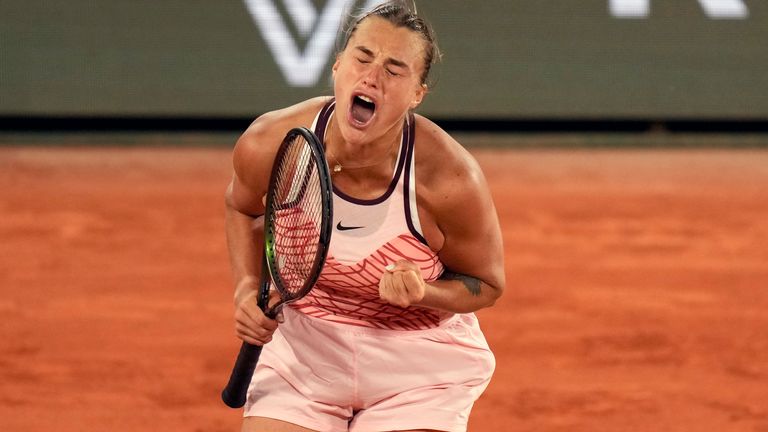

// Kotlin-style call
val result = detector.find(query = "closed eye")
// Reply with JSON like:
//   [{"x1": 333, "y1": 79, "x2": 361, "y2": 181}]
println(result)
[{"x1": 352, "y1": 46, "x2": 407, "y2": 77}]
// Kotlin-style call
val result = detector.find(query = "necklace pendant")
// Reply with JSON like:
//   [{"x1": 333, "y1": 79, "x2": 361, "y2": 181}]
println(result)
[{"x1": 333, "y1": 164, "x2": 342, "y2": 173}]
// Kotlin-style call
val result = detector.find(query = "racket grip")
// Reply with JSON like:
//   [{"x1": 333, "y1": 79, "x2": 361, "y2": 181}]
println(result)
[{"x1": 221, "y1": 342, "x2": 264, "y2": 408}]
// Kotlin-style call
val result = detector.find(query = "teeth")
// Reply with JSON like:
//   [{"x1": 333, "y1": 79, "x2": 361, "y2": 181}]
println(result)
[{"x1": 358, "y1": 95, "x2": 374, "y2": 104}]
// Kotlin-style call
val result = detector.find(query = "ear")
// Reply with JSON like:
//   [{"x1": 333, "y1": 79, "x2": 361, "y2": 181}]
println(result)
[
  {"x1": 331, "y1": 55, "x2": 340, "y2": 79},
  {"x1": 410, "y1": 83, "x2": 428, "y2": 109}
]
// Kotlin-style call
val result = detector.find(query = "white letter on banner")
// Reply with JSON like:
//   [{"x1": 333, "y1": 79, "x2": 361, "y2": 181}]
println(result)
[
  {"x1": 610, "y1": 0, "x2": 748, "y2": 19},
  {"x1": 697, "y1": 0, "x2": 748, "y2": 18},
  {"x1": 244, "y1": 0, "x2": 386, "y2": 87},
  {"x1": 610, "y1": 0, "x2": 649, "y2": 18}
]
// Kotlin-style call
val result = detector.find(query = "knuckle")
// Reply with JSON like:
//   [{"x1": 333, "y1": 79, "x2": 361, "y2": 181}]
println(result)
[{"x1": 379, "y1": 290, "x2": 391, "y2": 302}]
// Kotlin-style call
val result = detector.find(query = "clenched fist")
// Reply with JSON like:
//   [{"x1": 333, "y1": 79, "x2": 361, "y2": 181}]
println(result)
[{"x1": 378, "y1": 260, "x2": 427, "y2": 308}]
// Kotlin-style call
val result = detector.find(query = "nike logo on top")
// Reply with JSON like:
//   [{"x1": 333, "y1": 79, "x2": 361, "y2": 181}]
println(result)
[{"x1": 336, "y1": 222, "x2": 365, "y2": 231}]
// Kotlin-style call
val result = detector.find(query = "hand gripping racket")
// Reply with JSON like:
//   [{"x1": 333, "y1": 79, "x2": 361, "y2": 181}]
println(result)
[{"x1": 221, "y1": 127, "x2": 333, "y2": 408}]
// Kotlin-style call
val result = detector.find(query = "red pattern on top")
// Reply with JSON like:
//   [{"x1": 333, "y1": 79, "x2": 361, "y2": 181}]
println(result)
[
  {"x1": 291, "y1": 234, "x2": 446, "y2": 330},
  {"x1": 271, "y1": 207, "x2": 321, "y2": 295}
]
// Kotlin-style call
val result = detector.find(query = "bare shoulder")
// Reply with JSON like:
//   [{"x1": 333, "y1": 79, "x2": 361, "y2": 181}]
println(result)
[
  {"x1": 229, "y1": 97, "x2": 331, "y2": 214},
  {"x1": 412, "y1": 114, "x2": 504, "y2": 293},
  {"x1": 235, "y1": 97, "x2": 329, "y2": 168},
  {"x1": 412, "y1": 114, "x2": 487, "y2": 208},
  {"x1": 241, "y1": 96, "x2": 331, "y2": 140},
  {"x1": 234, "y1": 97, "x2": 329, "y2": 183}
]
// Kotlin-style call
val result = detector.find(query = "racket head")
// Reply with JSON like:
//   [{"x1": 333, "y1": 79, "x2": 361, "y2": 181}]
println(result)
[
  {"x1": 262, "y1": 127, "x2": 333, "y2": 315},
  {"x1": 221, "y1": 127, "x2": 332, "y2": 408}
]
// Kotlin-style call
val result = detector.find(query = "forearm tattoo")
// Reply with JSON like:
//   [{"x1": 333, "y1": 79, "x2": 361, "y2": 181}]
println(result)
[{"x1": 439, "y1": 270, "x2": 482, "y2": 296}]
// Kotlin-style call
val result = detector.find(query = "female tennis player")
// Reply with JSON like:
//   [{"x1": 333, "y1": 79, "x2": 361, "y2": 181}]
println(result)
[{"x1": 225, "y1": 2, "x2": 505, "y2": 431}]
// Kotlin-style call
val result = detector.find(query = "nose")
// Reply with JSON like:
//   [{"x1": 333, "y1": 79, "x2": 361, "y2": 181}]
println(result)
[
  {"x1": 361, "y1": 66, "x2": 381, "y2": 89},
  {"x1": 362, "y1": 78, "x2": 377, "y2": 88}
]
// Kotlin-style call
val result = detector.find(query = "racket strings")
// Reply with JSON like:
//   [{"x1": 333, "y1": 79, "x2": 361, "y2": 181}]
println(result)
[{"x1": 268, "y1": 137, "x2": 326, "y2": 297}]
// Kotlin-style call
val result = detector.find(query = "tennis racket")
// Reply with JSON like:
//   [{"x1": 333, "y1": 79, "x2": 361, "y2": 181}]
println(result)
[{"x1": 221, "y1": 127, "x2": 333, "y2": 409}]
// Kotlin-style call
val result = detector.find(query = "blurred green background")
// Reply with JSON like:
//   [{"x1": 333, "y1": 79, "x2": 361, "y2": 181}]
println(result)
[{"x1": 2, "y1": 0, "x2": 767, "y2": 121}]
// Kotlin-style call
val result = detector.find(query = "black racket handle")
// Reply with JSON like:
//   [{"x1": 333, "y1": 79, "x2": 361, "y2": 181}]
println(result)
[{"x1": 221, "y1": 341, "x2": 263, "y2": 408}]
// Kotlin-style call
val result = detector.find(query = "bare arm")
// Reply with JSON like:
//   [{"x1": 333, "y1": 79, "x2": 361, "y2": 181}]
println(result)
[
  {"x1": 379, "y1": 124, "x2": 505, "y2": 314},
  {"x1": 225, "y1": 177, "x2": 265, "y2": 308},
  {"x1": 225, "y1": 129, "x2": 278, "y2": 345},
  {"x1": 225, "y1": 98, "x2": 329, "y2": 344}
]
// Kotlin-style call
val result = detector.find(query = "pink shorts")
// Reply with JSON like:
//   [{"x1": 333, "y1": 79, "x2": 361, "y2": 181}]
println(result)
[{"x1": 243, "y1": 307, "x2": 495, "y2": 432}]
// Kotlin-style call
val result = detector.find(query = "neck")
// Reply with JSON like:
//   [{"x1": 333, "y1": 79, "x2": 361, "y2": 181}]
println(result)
[{"x1": 326, "y1": 117, "x2": 403, "y2": 173}]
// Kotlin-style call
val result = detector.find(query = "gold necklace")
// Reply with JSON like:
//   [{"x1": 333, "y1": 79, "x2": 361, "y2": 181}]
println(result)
[
  {"x1": 326, "y1": 150, "x2": 343, "y2": 173},
  {"x1": 325, "y1": 124, "x2": 399, "y2": 174},
  {"x1": 325, "y1": 146, "x2": 397, "y2": 173}
]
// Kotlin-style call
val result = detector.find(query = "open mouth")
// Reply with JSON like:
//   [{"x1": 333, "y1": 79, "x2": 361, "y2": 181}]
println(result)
[{"x1": 350, "y1": 94, "x2": 376, "y2": 125}]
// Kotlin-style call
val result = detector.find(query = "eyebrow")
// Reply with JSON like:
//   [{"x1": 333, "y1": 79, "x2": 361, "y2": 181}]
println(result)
[{"x1": 354, "y1": 46, "x2": 409, "y2": 70}]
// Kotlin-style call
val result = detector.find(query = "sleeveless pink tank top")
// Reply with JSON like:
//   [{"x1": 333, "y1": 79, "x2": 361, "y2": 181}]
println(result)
[{"x1": 290, "y1": 99, "x2": 447, "y2": 330}]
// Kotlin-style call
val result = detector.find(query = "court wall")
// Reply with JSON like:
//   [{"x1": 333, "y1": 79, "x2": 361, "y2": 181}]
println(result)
[{"x1": 2, "y1": 0, "x2": 767, "y2": 122}]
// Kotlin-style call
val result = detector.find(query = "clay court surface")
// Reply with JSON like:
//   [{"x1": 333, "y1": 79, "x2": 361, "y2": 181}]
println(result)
[{"x1": 1, "y1": 144, "x2": 767, "y2": 431}]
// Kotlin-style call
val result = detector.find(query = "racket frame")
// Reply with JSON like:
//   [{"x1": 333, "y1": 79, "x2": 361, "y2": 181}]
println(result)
[
  {"x1": 261, "y1": 128, "x2": 333, "y2": 317},
  {"x1": 221, "y1": 126, "x2": 333, "y2": 408}
]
